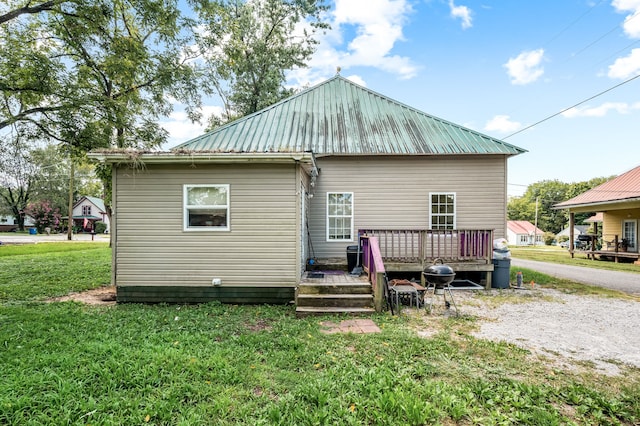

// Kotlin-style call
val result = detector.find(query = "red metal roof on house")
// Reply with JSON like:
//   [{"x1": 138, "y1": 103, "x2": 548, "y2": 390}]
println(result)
[
  {"x1": 555, "y1": 165, "x2": 640, "y2": 208},
  {"x1": 507, "y1": 220, "x2": 544, "y2": 235}
]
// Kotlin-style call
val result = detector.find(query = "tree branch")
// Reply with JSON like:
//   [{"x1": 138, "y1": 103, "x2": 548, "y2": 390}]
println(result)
[
  {"x1": 0, "y1": 1, "x2": 63, "y2": 25},
  {"x1": 0, "y1": 105, "x2": 67, "y2": 131}
]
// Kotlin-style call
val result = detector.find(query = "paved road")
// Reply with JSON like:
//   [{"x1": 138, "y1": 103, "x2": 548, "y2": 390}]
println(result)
[
  {"x1": 511, "y1": 258, "x2": 640, "y2": 296},
  {"x1": 0, "y1": 233, "x2": 109, "y2": 244}
]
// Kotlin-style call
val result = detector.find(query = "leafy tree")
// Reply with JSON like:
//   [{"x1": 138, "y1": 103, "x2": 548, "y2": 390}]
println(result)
[
  {"x1": 23, "y1": 144, "x2": 100, "y2": 215},
  {"x1": 0, "y1": 1, "x2": 67, "y2": 25},
  {"x1": 24, "y1": 200, "x2": 62, "y2": 233},
  {"x1": 1, "y1": 0, "x2": 203, "y2": 143},
  {"x1": 2, "y1": 0, "x2": 207, "y2": 238},
  {"x1": 0, "y1": 131, "x2": 38, "y2": 230},
  {"x1": 194, "y1": 0, "x2": 329, "y2": 128},
  {"x1": 508, "y1": 177, "x2": 616, "y2": 235}
]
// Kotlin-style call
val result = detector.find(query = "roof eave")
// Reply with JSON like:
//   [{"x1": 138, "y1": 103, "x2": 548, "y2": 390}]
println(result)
[
  {"x1": 89, "y1": 150, "x2": 315, "y2": 165},
  {"x1": 554, "y1": 196, "x2": 640, "y2": 210}
]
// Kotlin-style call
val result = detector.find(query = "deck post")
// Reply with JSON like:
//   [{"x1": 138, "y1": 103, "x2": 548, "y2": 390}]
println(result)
[
  {"x1": 569, "y1": 213, "x2": 575, "y2": 258},
  {"x1": 373, "y1": 271, "x2": 385, "y2": 312}
]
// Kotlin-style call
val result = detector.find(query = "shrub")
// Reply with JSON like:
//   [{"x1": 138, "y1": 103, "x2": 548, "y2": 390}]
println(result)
[
  {"x1": 23, "y1": 201, "x2": 62, "y2": 233},
  {"x1": 94, "y1": 221, "x2": 107, "y2": 234},
  {"x1": 543, "y1": 232, "x2": 556, "y2": 245}
]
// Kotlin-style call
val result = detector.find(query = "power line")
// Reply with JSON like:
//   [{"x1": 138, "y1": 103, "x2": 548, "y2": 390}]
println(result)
[
  {"x1": 503, "y1": 72, "x2": 640, "y2": 139},
  {"x1": 542, "y1": 0, "x2": 606, "y2": 48}
]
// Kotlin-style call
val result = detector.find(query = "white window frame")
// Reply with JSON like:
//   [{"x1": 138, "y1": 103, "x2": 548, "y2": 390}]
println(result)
[
  {"x1": 82, "y1": 205, "x2": 92, "y2": 216},
  {"x1": 429, "y1": 192, "x2": 456, "y2": 230},
  {"x1": 183, "y1": 184, "x2": 230, "y2": 232},
  {"x1": 326, "y1": 192, "x2": 354, "y2": 242}
]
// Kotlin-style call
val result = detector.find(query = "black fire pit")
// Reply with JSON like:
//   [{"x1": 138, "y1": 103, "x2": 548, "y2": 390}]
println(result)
[{"x1": 422, "y1": 258, "x2": 458, "y2": 314}]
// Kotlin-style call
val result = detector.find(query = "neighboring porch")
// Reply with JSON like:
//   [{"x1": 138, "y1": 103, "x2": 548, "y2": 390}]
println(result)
[{"x1": 572, "y1": 234, "x2": 640, "y2": 263}]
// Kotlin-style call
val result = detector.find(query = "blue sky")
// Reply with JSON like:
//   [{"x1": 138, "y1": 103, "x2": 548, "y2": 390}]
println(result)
[{"x1": 162, "y1": 0, "x2": 640, "y2": 197}]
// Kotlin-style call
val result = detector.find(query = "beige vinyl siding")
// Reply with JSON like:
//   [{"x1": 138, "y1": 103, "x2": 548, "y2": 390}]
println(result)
[
  {"x1": 114, "y1": 163, "x2": 300, "y2": 287},
  {"x1": 308, "y1": 155, "x2": 508, "y2": 258}
]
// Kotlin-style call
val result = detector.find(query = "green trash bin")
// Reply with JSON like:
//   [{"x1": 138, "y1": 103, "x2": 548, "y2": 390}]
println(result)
[{"x1": 492, "y1": 258, "x2": 511, "y2": 289}]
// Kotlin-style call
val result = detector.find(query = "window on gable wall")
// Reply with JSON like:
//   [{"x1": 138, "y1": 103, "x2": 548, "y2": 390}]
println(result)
[
  {"x1": 430, "y1": 193, "x2": 456, "y2": 230},
  {"x1": 82, "y1": 205, "x2": 91, "y2": 216},
  {"x1": 184, "y1": 184, "x2": 230, "y2": 231},
  {"x1": 327, "y1": 192, "x2": 353, "y2": 241}
]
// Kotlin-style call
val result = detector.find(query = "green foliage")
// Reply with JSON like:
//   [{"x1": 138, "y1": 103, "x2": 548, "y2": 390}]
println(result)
[
  {"x1": 196, "y1": 0, "x2": 330, "y2": 127},
  {"x1": 508, "y1": 177, "x2": 615, "y2": 235},
  {"x1": 1, "y1": 0, "x2": 204, "y2": 150},
  {"x1": 0, "y1": 134, "x2": 36, "y2": 230},
  {"x1": 542, "y1": 231, "x2": 555, "y2": 245},
  {"x1": 23, "y1": 200, "x2": 62, "y2": 233},
  {"x1": 94, "y1": 221, "x2": 107, "y2": 234}
]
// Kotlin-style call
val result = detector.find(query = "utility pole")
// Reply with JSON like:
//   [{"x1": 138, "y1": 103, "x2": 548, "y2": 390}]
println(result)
[{"x1": 533, "y1": 196, "x2": 539, "y2": 246}]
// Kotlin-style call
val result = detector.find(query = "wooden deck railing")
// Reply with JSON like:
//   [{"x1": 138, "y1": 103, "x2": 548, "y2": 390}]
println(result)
[
  {"x1": 361, "y1": 236, "x2": 385, "y2": 312},
  {"x1": 360, "y1": 229, "x2": 494, "y2": 264}
]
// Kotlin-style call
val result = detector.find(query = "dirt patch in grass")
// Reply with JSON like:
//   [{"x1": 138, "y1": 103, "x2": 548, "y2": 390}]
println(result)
[{"x1": 48, "y1": 286, "x2": 116, "y2": 305}]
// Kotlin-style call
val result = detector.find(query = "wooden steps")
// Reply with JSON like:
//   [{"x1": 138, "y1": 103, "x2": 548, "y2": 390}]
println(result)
[{"x1": 295, "y1": 274, "x2": 374, "y2": 317}]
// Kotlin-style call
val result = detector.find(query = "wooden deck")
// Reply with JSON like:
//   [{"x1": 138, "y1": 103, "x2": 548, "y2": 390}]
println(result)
[{"x1": 301, "y1": 271, "x2": 370, "y2": 284}]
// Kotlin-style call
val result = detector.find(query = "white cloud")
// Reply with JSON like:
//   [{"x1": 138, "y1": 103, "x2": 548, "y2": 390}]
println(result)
[
  {"x1": 504, "y1": 49, "x2": 545, "y2": 85},
  {"x1": 561, "y1": 101, "x2": 640, "y2": 118},
  {"x1": 484, "y1": 115, "x2": 522, "y2": 133},
  {"x1": 449, "y1": 0, "x2": 473, "y2": 29},
  {"x1": 611, "y1": 0, "x2": 640, "y2": 38},
  {"x1": 160, "y1": 105, "x2": 225, "y2": 148},
  {"x1": 608, "y1": 48, "x2": 640, "y2": 78},
  {"x1": 344, "y1": 74, "x2": 367, "y2": 86},
  {"x1": 288, "y1": 0, "x2": 419, "y2": 85}
]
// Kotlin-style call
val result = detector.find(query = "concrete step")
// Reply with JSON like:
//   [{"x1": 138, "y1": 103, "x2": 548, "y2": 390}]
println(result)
[
  {"x1": 296, "y1": 293, "x2": 374, "y2": 308},
  {"x1": 295, "y1": 306, "x2": 376, "y2": 317},
  {"x1": 297, "y1": 282, "x2": 372, "y2": 295}
]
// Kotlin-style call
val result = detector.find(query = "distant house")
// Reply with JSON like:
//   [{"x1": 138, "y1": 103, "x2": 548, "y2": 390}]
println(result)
[
  {"x1": 0, "y1": 215, "x2": 35, "y2": 232},
  {"x1": 71, "y1": 196, "x2": 110, "y2": 233},
  {"x1": 91, "y1": 75, "x2": 526, "y2": 304},
  {"x1": 555, "y1": 165, "x2": 640, "y2": 262},
  {"x1": 506, "y1": 220, "x2": 545, "y2": 246}
]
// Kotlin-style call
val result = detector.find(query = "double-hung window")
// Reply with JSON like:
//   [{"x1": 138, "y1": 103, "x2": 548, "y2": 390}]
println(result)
[
  {"x1": 327, "y1": 192, "x2": 353, "y2": 241},
  {"x1": 82, "y1": 205, "x2": 92, "y2": 216},
  {"x1": 184, "y1": 184, "x2": 230, "y2": 231},
  {"x1": 430, "y1": 193, "x2": 456, "y2": 230}
]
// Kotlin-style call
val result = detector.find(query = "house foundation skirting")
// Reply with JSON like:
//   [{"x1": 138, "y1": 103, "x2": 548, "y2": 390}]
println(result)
[{"x1": 116, "y1": 286, "x2": 295, "y2": 304}]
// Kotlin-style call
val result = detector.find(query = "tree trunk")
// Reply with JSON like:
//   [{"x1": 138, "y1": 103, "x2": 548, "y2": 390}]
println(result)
[{"x1": 67, "y1": 159, "x2": 74, "y2": 240}]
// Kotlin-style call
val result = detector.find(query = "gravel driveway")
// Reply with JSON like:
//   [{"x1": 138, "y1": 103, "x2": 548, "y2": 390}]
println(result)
[
  {"x1": 467, "y1": 288, "x2": 640, "y2": 376},
  {"x1": 463, "y1": 259, "x2": 640, "y2": 375}
]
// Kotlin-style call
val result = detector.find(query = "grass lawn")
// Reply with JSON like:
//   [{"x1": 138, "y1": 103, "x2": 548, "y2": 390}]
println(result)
[
  {"x1": 1, "y1": 243, "x2": 639, "y2": 425},
  {"x1": 510, "y1": 245, "x2": 640, "y2": 274}
]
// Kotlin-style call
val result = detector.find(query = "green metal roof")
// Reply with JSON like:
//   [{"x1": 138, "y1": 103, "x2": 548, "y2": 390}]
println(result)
[{"x1": 174, "y1": 75, "x2": 526, "y2": 156}]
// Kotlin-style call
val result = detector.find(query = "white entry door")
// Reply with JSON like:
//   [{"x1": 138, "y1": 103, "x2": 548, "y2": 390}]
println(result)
[{"x1": 623, "y1": 220, "x2": 637, "y2": 252}]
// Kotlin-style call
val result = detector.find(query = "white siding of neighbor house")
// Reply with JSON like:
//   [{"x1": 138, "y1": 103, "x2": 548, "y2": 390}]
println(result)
[
  {"x1": 72, "y1": 199, "x2": 110, "y2": 231},
  {"x1": 113, "y1": 163, "x2": 300, "y2": 288},
  {"x1": 307, "y1": 155, "x2": 508, "y2": 259}
]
